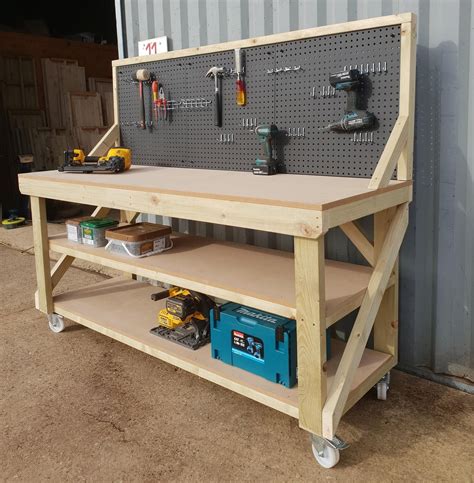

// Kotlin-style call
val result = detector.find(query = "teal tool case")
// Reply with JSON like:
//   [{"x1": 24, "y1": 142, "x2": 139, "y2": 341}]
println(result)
[
  {"x1": 210, "y1": 303, "x2": 298, "y2": 387},
  {"x1": 210, "y1": 303, "x2": 332, "y2": 388}
]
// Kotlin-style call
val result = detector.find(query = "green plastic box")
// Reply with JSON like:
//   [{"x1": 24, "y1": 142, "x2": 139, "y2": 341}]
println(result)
[{"x1": 80, "y1": 218, "x2": 118, "y2": 247}]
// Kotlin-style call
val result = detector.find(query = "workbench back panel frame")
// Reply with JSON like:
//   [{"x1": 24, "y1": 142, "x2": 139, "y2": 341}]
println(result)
[{"x1": 114, "y1": 21, "x2": 404, "y2": 178}]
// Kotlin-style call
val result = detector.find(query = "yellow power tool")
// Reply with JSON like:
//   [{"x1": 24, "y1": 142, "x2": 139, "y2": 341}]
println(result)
[
  {"x1": 58, "y1": 147, "x2": 132, "y2": 173},
  {"x1": 150, "y1": 287, "x2": 216, "y2": 350},
  {"x1": 151, "y1": 287, "x2": 207, "y2": 329}
]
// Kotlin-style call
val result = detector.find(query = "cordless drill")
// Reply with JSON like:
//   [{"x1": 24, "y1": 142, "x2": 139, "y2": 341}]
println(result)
[
  {"x1": 322, "y1": 69, "x2": 375, "y2": 132},
  {"x1": 252, "y1": 124, "x2": 279, "y2": 175}
]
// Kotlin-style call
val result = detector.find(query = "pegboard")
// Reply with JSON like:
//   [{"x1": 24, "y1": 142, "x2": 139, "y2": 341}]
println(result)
[{"x1": 116, "y1": 26, "x2": 400, "y2": 178}]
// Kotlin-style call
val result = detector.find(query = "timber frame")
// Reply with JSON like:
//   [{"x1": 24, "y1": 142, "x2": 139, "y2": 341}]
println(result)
[{"x1": 20, "y1": 13, "x2": 416, "y2": 444}]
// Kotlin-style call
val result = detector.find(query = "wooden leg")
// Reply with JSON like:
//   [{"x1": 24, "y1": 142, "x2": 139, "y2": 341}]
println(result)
[
  {"x1": 294, "y1": 235, "x2": 327, "y2": 436},
  {"x1": 322, "y1": 203, "x2": 408, "y2": 439},
  {"x1": 31, "y1": 197, "x2": 53, "y2": 314},
  {"x1": 374, "y1": 208, "x2": 399, "y2": 358}
]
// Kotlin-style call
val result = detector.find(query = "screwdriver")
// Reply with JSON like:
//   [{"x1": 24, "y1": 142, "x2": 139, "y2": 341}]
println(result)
[
  {"x1": 152, "y1": 80, "x2": 159, "y2": 122},
  {"x1": 235, "y1": 48, "x2": 246, "y2": 106}
]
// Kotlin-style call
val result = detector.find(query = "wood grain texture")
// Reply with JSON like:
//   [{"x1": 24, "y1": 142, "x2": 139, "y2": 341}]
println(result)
[
  {"x1": 52, "y1": 277, "x2": 392, "y2": 421},
  {"x1": 398, "y1": 16, "x2": 417, "y2": 180},
  {"x1": 369, "y1": 116, "x2": 409, "y2": 189},
  {"x1": 49, "y1": 233, "x2": 377, "y2": 325},
  {"x1": 322, "y1": 184, "x2": 412, "y2": 229},
  {"x1": 374, "y1": 208, "x2": 399, "y2": 358},
  {"x1": 66, "y1": 91, "x2": 104, "y2": 128},
  {"x1": 294, "y1": 236, "x2": 326, "y2": 435},
  {"x1": 46, "y1": 206, "x2": 111, "y2": 292},
  {"x1": 18, "y1": 166, "x2": 410, "y2": 210},
  {"x1": 113, "y1": 14, "x2": 411, "y2": 67},
  {"x1": 112, "y1": 66, "x2": 119, "y2": 130},
  {"x1": 88, "y1": 123, "x2": 119, "y2": 156},
  {"x1": 19, "y1": 168, "x2": 411, "y2": 237},
  {"x1": 322, "y1": 203, "x2": 408, "y2": 438},
  {"x1": 41, "y1": 58, "x2": 86, "y2": 128},
  {"x1": 50, "y1": 254, "x2": 74, "y2": 289},
  {"x1": 340, "y1": 221, "x2": 375, "y2": 266},
  {"x1": 30, "y1": 197, "x2": 53, "y2": 314}
]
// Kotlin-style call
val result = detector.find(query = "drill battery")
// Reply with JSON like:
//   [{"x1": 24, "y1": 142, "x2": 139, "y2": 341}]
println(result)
[{"x1": 211, "y1": 303, "x2": 332, "y2": 388}]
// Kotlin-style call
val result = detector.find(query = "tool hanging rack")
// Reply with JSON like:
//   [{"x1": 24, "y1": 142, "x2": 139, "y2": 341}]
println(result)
[{"x1": 114, "y1": 24, "x2": 401, "y2": 178}]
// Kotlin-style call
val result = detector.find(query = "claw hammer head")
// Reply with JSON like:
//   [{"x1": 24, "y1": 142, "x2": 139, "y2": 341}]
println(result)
[
  {"x1": 206, "y1": 66, "x2": 225, "y2": 78},
  {"x1": 206, "y1": 66, "x2": 225, "y2": 88}
]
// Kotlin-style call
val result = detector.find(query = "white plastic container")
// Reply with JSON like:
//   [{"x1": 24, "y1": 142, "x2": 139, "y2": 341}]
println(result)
[
  {"x1": 66, "y1": 216, "x2": 93, "y2": 243},
  {"x1": 105, "y1": 222, "x2": 172, "y2": 258}
]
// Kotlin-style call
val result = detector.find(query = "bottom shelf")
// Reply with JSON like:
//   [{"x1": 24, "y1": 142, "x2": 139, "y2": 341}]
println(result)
[{"x1": 53, "y1": 278, "x2": 393, "y2": 419}]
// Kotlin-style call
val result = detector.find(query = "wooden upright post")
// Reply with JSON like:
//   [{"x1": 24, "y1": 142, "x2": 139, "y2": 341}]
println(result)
[
  {"x1": 294, "y1": 235, "x2": 327, "y2": 436},
  {"x1": 397, "y1": 14, "x2": 417, "y2": 181},
  {"x1": 373, "y1": 207, "x2": 399, "y2": 358},
  {"x1": 30, "y1": 197, "x2": 53, "y2": 314},
  {"x1": 322, "y1": 204, "x2": 408, "y2": 438}
]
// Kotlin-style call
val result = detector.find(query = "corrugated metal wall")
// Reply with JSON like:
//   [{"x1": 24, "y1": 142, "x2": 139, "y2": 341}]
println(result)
[{"x1": 114, "y1": 0, "x2": 474, "y2": 389}]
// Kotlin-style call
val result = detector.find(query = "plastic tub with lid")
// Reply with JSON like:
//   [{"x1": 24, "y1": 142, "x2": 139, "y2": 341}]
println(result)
[
  {"x1": 105, "y1": 222, "x2": 173, "y2": 258},
  {"x1": 80, "y1": 218, "x2": 118, "y2": 247}
]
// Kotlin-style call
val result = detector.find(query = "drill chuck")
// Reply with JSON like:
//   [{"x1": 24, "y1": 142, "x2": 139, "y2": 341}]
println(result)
[{"x1": 325, "y1": 110, "x2": 375, "y2": 132}]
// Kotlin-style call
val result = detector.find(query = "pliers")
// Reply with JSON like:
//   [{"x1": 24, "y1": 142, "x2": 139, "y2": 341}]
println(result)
[{"x1": 158, "y1": 84, "x2": 167, "y2": 121}]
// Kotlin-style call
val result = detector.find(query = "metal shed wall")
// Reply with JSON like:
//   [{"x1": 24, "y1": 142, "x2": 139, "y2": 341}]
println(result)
[{"x1": 114, "y1": 0, "x2": 474, "y2": 390}]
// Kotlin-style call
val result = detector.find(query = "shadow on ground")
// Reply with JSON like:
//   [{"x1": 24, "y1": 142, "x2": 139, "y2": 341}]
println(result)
[{"x1": 0, "y1": 245, "x2": 472, "y2": 481}]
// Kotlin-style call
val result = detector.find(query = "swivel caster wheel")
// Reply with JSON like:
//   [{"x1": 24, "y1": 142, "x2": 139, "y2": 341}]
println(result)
[
  {"x1": 312, "y1": 442, "x2": 340, "y2": 468},
  {"x1": 310, "y1": 434, "x2": 348, "y2": 469},
  {"x1": 376, "y1": 372, "x2": 390, "y2": 400},
  {"x1": 48, "y1": 313, "x2": 65, "y2": 333}
]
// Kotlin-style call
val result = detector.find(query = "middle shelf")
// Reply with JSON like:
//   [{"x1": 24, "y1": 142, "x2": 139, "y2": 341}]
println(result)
[{"x1": 50, "y1": 233, "x2": 377, "y2": 326}]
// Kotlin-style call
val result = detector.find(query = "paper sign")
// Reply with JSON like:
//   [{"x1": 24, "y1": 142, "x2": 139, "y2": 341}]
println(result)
[{"x1": 138, "y1": 36, "x2": 168, "y2": 56}]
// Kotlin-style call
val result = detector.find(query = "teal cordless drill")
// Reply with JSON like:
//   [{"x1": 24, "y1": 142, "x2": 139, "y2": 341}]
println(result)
[
  {"x1": 252, "y1": 124, "x2": 279, "y2": 175},
  {"x1": 322, "y1": 69, "x2": 376, "y2": 132}
]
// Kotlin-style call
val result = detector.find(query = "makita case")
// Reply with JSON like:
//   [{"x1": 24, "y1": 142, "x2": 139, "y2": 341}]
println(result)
[{"x1": 210, "y1": 303, "x2": 297, "y2": 388}]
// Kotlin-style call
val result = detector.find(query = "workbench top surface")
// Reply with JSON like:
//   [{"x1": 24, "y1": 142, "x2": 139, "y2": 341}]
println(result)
[{"x1": 19, "y1": 166, "x2": 411, "y2": 210}]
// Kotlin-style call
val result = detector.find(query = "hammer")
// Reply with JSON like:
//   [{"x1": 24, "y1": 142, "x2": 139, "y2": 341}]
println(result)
[
  {"x1": 206, "y1": 66, "x2": 226, "y2": 127},
  {"x1": 131, "y1": 68, "x2": 150, "y2": 129}
]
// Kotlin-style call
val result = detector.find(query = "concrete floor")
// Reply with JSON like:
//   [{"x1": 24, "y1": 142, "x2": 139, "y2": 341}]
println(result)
[{"x1": 1, "y1": 242, "x2": 473, "y2": 481}]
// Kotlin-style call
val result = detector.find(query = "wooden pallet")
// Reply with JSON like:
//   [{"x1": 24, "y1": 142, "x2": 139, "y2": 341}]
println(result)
[{"x1": 41, "y1": 58, "x2": 86, "y2": 128}]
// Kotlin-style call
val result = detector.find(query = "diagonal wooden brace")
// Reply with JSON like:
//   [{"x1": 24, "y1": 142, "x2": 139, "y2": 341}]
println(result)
[
  {"x1": 47, "y1": 123, "x2": 121, "y2": 292},
  {"x1": 322, "y1": 203, "x2": 408, "y2": 439},
  {"x1": 34, "y1": 206, "x2": 112, "y2": 307},
  {"x1": 88, "y1": 123, "x2": 119, "y2": 156},
  {"x1": 368, "y1": 116, "x2": 408, "y2": 190},
  {"x1": 340, "y1": 221, "x2": 375, "y2": 266}
]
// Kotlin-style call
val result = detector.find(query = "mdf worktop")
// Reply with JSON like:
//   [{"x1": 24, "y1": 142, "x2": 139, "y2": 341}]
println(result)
[{"x1": 19, "y1": 166, "x2": 412, "y2": 237}]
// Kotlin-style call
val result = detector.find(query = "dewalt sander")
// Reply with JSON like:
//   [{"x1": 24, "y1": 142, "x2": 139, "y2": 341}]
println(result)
[
  {"x1": 150, "y1": 287, "x2": 217, "y2": 350},
  {"x1": 321, "y1": 69, "x2": 376, "y2": 132},
  {"x1": 58, "y1": 147, "x2": 132, "y2": 173}
]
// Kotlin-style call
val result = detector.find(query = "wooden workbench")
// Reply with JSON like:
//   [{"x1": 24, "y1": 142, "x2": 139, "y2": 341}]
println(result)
[
  {"x1": 19, "y1": 165, "x2": 411, "y2": 436},
  {"x1": 19, "y1": 12, "x2": 416, "y2": 469}
]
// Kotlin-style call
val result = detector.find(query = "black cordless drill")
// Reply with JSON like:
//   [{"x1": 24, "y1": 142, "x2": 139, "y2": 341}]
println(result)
[{"x1": 322, "y1": 69, "x2": 375, "y2": 132}]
